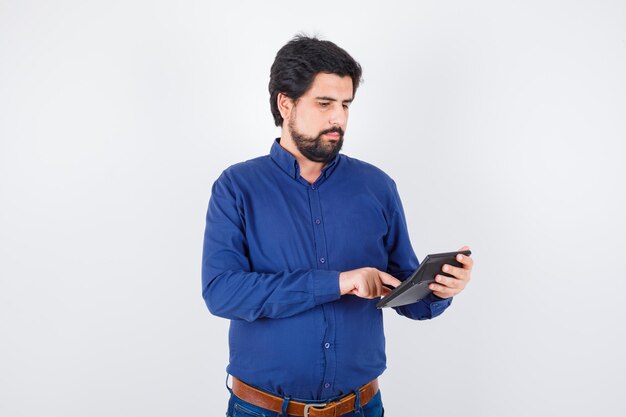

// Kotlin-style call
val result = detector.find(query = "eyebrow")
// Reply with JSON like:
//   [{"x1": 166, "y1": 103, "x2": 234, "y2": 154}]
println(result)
[{"x1": 315, "y1": 96, "x2": 354, "y2": 104}]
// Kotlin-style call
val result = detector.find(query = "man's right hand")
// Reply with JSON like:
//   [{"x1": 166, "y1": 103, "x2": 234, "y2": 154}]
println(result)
[{"x1": 339, "y1": 268, "x2": 402, "y2": 299}]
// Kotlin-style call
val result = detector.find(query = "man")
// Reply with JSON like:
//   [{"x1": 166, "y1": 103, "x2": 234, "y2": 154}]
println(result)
[{"x1": 202, "y1": 35, "x2": 473, "y2": 417}]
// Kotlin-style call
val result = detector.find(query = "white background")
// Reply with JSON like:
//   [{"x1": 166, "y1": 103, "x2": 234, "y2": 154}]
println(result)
[{"x1": 1, "y1": 1, "x2": 625, "y2": 416}]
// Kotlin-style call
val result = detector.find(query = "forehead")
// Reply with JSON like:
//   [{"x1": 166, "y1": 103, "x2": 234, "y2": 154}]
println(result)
[{"x1": 302, "y1": 73, "x2": 354, "y2": 100}]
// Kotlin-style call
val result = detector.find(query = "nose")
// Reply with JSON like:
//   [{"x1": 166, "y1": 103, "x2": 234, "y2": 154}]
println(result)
[{"x1": 329, "y1": 104, "x2": 348, "y2": 127}]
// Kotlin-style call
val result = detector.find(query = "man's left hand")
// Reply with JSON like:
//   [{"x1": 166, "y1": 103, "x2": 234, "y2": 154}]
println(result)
[{"x1": 428, "y1": 245, "x2": 473, "y2": 299}]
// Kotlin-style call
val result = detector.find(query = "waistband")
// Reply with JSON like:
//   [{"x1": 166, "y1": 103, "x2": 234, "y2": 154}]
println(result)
[{"x1": 232, "y1": 377, "x2": 379, "y2": 417}]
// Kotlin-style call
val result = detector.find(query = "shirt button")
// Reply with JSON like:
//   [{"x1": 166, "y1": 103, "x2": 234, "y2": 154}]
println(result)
[
  {"x1": 324, "y1": 383, "x2": 330, "y2": 388},
  {"x1": 311, "y1": 185, "x2": 316, "y2": 190},
  {"x1": 324, "y1": 342, "x2": 330, "y2": 349},
  {"x1": 315, "y1": 218, "x2": 321, "y2": 225},
  {"x1": 319, "y1": 257, "x2": 326, "y2": 264}
]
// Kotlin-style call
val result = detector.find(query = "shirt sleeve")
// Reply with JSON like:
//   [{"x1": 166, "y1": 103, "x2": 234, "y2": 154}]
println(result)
[
  {"x1": 384, "y1": 180, "x2": 453, "y2": 320},
  {"x1": 201, "y1": 171, "x2": 341, "y2": 322}
]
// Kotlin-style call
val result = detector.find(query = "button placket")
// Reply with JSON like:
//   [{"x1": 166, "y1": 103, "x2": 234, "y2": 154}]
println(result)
[{"x1": 308, "y1": 185, "x2": 336, "y2": 398}]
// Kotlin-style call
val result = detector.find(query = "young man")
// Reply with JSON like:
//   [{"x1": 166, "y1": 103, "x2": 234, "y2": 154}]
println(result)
[{"x1": 202, "y1": 35, "x2": 473, "y2": 417}]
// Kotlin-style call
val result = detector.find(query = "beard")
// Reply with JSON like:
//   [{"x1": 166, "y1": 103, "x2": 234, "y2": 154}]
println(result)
[{"x1": 288, "y1": 118, "x2": 344, "y2": 163}]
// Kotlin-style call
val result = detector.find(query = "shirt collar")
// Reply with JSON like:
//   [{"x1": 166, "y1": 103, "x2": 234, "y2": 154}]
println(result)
[{"x1": 269, "y1": 138, "x2": 341, "y2": 181}]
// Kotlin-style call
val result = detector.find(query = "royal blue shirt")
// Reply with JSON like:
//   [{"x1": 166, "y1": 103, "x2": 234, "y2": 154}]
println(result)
[{"x1": 202, "y1": 138, "x2": 452, "y2": 401}]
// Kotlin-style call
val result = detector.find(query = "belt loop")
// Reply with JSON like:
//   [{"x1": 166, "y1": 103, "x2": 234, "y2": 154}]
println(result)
[
  {"x1": 225, "y1": 373, "x2": 233, "y2": 395},
  {"x1": 281, "y1": 395, "x2": 291, "y2": 417},
  {"x1": 353, "y1": 388, "x2": 362, "y2": 415}
]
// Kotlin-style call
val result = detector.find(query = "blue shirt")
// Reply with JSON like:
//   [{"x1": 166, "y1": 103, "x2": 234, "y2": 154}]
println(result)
[{"x1": 202, "y1": 138, "x2": 452, "y2": 401}]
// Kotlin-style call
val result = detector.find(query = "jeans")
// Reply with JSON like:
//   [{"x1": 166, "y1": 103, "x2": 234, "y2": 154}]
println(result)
[{"x1": 226, "y1": 390, "x2": 385, "y2": 417}]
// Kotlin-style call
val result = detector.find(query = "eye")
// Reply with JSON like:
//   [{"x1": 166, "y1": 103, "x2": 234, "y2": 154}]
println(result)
[
  {"x1": 319, "y1": 102, "x2": 330, "y2": 107},
  {"x1": 343, "y1": 104, "x2": 350, "y2": 109}
]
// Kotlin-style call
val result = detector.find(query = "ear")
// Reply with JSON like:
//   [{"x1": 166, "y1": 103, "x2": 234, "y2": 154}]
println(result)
[{"x1": 277, "y1": 93, "x2": 294, "y2": 123}]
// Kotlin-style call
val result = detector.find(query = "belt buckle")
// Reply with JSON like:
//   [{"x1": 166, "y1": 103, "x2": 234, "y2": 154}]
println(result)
[{"x1": 303, "y1": 402, "x2": 328, "y2": 417}]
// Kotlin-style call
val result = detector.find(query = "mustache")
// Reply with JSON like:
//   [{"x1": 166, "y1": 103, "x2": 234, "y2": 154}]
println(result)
[{"x1": 320, "y1": 127, "x2": 344, "y2": 136}]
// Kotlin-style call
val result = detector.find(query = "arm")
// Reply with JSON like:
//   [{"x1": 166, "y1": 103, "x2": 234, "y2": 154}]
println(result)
[
  {"x1": 385, "y1": 181, "x2": 453, "y2": 320},
  {"x1": 201, "y1": 172, "x2": 340, "y2": 322}
]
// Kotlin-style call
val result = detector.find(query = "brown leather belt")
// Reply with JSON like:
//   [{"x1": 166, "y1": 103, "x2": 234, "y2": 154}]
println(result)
[{"x1": 232, "y1": 377, "x2": 379, "y2": 417}]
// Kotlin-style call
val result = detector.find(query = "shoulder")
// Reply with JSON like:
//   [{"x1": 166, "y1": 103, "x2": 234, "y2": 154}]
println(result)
[
  {"x1": 340, "y1": 154, "x2": 397, "y2": 188},
  {"x1": 208, "y1": 156, "x2": 273, "y2": 202},
  {"x1": 338, "y1": 154, "x2": 404, "y2": 214},
  {"x1": 217, "y1": 155, "x2": 272, "y2": 183}
]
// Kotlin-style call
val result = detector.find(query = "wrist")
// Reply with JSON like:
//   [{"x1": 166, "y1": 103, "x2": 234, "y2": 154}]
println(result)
[{"x1": 339, "y1": 271, "x2": 351, "y2": 295}]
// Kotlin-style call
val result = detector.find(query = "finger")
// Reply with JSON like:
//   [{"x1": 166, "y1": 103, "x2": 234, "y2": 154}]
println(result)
[
  {"x1": 382, "y1": 286, "x2": 392, "y2": 296},
  {"x1": 434, "y1": 274, "x2": 463, "y2": 289},
  {"x1": 375, "y1": 278, "x2": 383, "y2": 298},
  {"x1": 458, "y1": 245, "x2": 470, "y2": 252},
  {"x1": 442, "y1": 264, "x2": 469, "y2": 281},
  {"x1": 367, "y1": 279, "x2": 378, "y2": 298},
  {"x1": 378, "y1": 271, "x2": 402, "y2": 288},
  {"x1": 456, "y1": 252, "x2": 474, "y2": 269},
  {"x1": 429, "y1": 283, "x2": 456, "y2": 297},
  {"x1": 369, "y1": 277, "x2": 379, "y2": 298},
  {"x1": 362, "y1": 279, "x2": 374, "y2": 298}
]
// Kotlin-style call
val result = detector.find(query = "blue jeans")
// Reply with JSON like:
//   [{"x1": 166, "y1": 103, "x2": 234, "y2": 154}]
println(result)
[{"x1": 226, "y1": 390, "x2": 385, "y2": 417}]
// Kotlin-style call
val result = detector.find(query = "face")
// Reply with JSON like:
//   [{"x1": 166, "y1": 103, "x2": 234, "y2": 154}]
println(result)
[{"x1": 285, "y1": 73, "x2": 353, "y2": 163}]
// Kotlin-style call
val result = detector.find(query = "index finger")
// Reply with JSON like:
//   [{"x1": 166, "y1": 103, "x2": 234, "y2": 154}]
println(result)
[
  {"x1": 378, "y1": 270, "x2": 402, "y2": 288},
  {"x1": 456, "y1": 252, "x2": 474, "y2": 269}
]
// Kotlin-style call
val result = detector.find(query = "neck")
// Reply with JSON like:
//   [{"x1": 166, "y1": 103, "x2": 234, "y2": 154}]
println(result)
[{"x1": 279, "y1": 133, "x2": 326, "y2": 184}]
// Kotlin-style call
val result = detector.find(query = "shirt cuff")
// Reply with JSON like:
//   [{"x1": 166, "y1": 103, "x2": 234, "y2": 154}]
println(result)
[
  {"x1": 423, "y1": 292, "x2": 453, "y2": 316},
  {"x1": 313, "y1": 270, "x2": 341, "y2": 305}
]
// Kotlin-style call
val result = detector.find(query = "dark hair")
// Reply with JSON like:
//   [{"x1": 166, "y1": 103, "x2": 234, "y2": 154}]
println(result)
[{"x1": 269, "y1": 35, "x2": 363, "y2": 127}]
